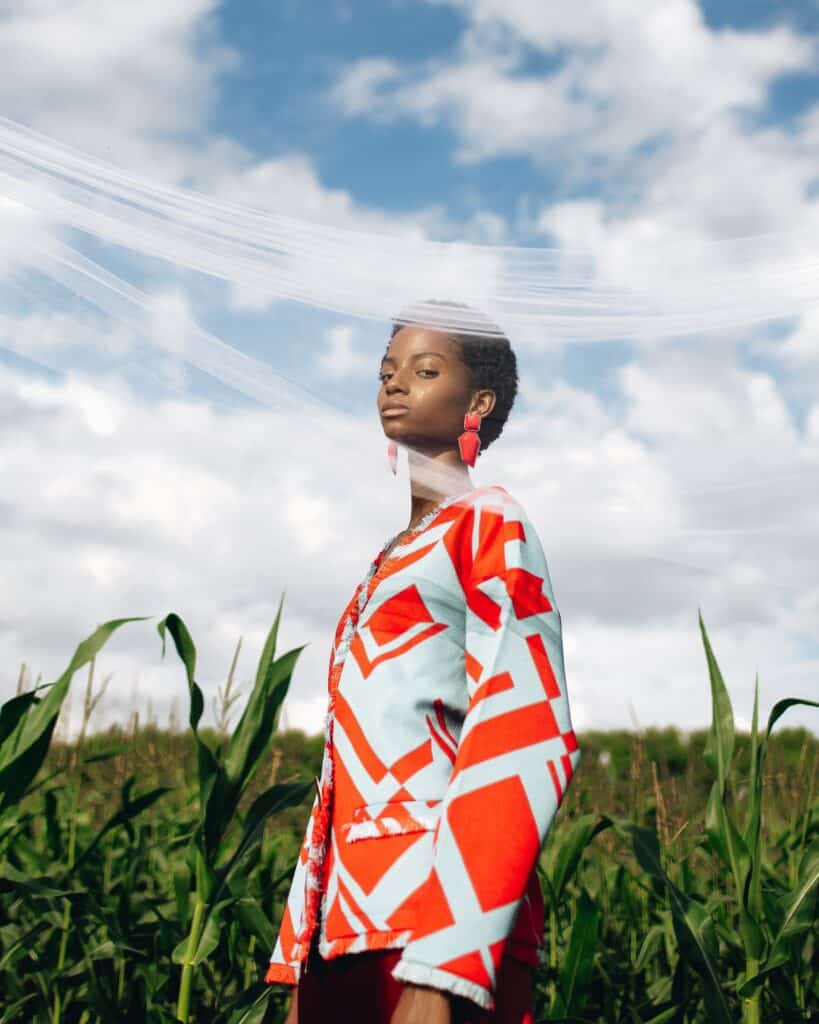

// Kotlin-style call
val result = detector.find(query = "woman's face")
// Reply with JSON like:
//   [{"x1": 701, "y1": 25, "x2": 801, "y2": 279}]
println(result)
[{"x1": 377, "y1": 325, "x2": 494, "y2": 453}]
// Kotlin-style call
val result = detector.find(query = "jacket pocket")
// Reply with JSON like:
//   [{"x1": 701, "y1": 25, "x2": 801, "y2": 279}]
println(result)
[{"x1": 341, "y1": 798, "x2": 442, "y2": 843}]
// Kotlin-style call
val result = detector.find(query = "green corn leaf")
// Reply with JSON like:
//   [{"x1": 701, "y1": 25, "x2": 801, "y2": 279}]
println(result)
[
  {"x1": 173, "y1": 861, "x2": 191, "y2": 926},
  {"x1": 171, "y1": 934, "x2": 191, "y2": 966},
  {"x1": 172, "y1": 897, "x2": 232, "y2": 967},
  {"x1": 232, "y1": 896, "x2": 275, "y2": 950},
  {"x1": 158, "y1": 614, "x2": 206, "y2": 737},
  {"x1": 0, "y1": 691, "x2": 38, "y2": 746},
  {"x1": 224, "y1": 642, "x2": 305, "y2": 798},
  {"x1": 73, "y1": 777, "x2": 171, "y2": 867},
  {"x1": 189, "y1": 906, "x2": 223, "y2": 966},
  {"x1": 554, "y1": 888, "x2": 599, "y2": 1017},
  {"x1": 612, "y1": 816, "x2": 734, "y2": 1024},
  {"x1": 704, "y1": 780, "x2": 750, "y2": 899},
  {"x1": 733, "y1": 856, "x2": 814, "y2": 999},
  {"x1": 0, "y1": 866, "x2": 80, "y2": 898},
  {"x1": 254, "y1": 590, "x2": 284, "y2": 692},
  {"x1": 81, "y1": 747, "x2": 127, "y2": 764},
  {"x1": 743, "y1": 676, "x2": 761, "y2": 849},
  {"x1": 227, "y1": 1000, "x2": 270, "y2": 1024},
  {"x1": 769, "y1": 837, "x2": 819, "y2": 953},
  {"x1": 218, "y1": 982, "x2": 273, "y2": 1024},
  {"x1": 741, "y1": 676, "x2": 764, "y2": 949},
  {"x1": 222, "y1": 595, "x2": 306, "y2": 834},
  {"x1": 0, "y1": 994, "x2": 37, "y2": 1024},
  {"x1": 765, "y1": 697, "x2": 819, "y2": 738},
  {"x1": 738, "y1": 863, "x2": 766, "y2": 961},
  {"x1": 642, "y1": 1005, "x2": 684, "y2": 1024},
  {"x1": 698, "y1": 610, "x2": 735, "y2": 796},
  {"x1": 202, "y1": 764, "x2": 232, "y2": 860},
  {"x1": 218, "y1": 780, "x2": 314, "y2": 896},
  {"x1": 634, "y1": 924, "x2": 667, "y2": 973},
  {"x1": 549, "y1": 814, "x2": 611, "y2": 904},
  {"x1": 44, "y1": 787, "x2": 62, "y2": 860},
  {"x1": 0, "y1": 617, "x2": 145, "y2": 812},
  {"x1": 158, "y1": 613, "x2": 222, "y2": 845}
]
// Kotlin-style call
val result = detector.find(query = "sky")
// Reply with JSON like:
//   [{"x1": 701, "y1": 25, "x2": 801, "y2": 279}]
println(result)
[{"x1": 1, "y1": 0, "x2": 818, "y2": 740}]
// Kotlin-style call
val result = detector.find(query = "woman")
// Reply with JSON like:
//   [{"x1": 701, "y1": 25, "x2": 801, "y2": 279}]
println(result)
[{"x1": 265, "y1": 300, "x2": 582, "y2": 1023}]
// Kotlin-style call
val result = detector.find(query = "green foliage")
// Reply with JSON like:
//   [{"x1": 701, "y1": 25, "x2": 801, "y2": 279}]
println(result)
[
  {"x1": 0, "y1": 607, "x2": 817, "y2": 1022},
  {"x1": 0, "y1": 601, "x2": 312, "y2": 1023}
]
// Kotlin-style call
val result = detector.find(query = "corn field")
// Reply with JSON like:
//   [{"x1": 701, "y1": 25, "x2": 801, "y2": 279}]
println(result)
[{"x1": 0, "y1": 604, "x2": 816, "y2": 1023}]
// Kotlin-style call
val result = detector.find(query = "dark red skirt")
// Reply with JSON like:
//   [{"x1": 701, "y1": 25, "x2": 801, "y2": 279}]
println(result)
[{"x1": 297, "y1": 945, "x2": 535, "y2": 1023}]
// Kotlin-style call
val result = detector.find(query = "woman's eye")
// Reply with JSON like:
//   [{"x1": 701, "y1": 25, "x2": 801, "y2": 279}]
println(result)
[{"x1": 378, "y1": 370, "x2": 437, "y2": 381}]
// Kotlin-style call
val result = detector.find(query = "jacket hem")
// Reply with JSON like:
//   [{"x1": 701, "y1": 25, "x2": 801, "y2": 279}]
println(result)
[
  {"x1": 318, "y1": 927, "x2": 413, "y2": 958},
  {"x1": 390, "y1": 959, "x2": 493, "y2": 1011},
  {"x1": 316, "y1": 928, "x2": 542, "y2": 969},
  {"x1": 263, "y1": 962, "x2": 299, "y2": 986}
]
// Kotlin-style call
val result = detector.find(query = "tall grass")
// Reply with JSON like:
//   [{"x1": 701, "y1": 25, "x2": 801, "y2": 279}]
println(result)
[{"x1": 0, "y1": 606, "x2": 816, "y2": 1022}]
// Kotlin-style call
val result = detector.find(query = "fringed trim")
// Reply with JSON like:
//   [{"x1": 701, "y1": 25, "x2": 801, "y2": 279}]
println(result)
[
  {"x1": 390, "y1": 959, "x2": 494, "y2": 1011},
  {"x1": 263, "y1": 962, "x2": 299, "y2": 986},
  {"x1": 298, "y1": 758, "x2": 333, "y2": 945},
  {"x1": 342, "y1": 816, "x2": 438, "y2": 842},
  {"x1": 318, "y1": 927, "x2": 413, "y2": 959}
]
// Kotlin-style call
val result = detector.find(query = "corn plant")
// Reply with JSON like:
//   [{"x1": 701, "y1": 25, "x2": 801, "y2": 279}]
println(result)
[
  {"x1": 0, "y1": 600, "x2": 313, "y2": 1023},
  {"x1": 1, "y1": 605, "x2": 815, "y2": 1022},
  {"x1": 534, "y1": 609, "x2": 818, "y2": 1023},
  {"x1": 157, "y1": 600, "x2": 313, "y2": 1023}
]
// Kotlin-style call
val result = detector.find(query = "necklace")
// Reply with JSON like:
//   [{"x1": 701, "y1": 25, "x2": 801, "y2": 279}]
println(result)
[{"x1": 381, "y1": 486, "x2": 477, "y2": 561}]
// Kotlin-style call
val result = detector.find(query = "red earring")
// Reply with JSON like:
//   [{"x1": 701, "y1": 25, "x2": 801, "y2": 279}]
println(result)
[
  {"x1": 458, "y1": 413, "x2": 481, "y2": 467},
  {"x1": 387, "y1": 441, "x2": 398, "y2": 475}
]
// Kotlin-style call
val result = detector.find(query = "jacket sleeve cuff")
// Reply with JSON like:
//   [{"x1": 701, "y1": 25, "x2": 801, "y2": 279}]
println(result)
[
  {"x1": 264, "y1": 961, "x2": 299, "y2": 986},
  {"x1": 390, "y1": 958, "x2": 493, "y2": 1011}
]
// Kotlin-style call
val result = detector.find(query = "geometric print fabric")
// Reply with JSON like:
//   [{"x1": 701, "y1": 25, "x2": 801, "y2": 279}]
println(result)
[{"x1": 265, "y1": 485, "x2": 581, "y2": 1012}]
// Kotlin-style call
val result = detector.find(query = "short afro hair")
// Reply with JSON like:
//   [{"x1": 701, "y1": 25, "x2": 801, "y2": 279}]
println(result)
[{"x1": 385, "y1": 299, "x2": 519, "y2": 453}]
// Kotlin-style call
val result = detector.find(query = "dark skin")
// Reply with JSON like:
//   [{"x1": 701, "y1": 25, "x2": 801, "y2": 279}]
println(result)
[
  {"x1": 378, "y1": 325, "x2": 496, "y2": 538},
  {"x1": 283, "y1": 325, "x2": 498, "y2": 1024}
]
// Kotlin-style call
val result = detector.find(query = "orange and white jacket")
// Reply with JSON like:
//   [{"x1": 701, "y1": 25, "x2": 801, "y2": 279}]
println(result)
[{"x1": 265, "y1": 484, "x2": 581, "y2": 1011}]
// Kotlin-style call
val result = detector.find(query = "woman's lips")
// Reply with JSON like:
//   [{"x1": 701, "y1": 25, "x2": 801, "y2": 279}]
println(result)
[{"x1": 381, "y1": 407, "x2": 410, "y2": 417}]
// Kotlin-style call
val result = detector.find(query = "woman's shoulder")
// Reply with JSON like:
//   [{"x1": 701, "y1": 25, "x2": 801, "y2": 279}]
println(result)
[{"x1": 465, "y1": 483, "x2": 529, "y2": 520}]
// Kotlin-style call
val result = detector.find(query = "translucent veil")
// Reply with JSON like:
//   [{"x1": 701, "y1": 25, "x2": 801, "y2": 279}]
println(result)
[{"x1": 1, "y1": 114, "x2": 817, "y2": 638}]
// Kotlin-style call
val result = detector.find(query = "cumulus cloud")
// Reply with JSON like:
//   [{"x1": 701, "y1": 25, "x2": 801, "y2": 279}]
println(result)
[
  {"x1": 2, "y1": 344, "x2": 817, "y2": 735},
  {"x1": 0, "y1": 0, "x2": 234, "y2": 173},
  {"x1": 316, "y1": 325, "x2": 373, "y2": 378},
  {"x1": 3, "y1": 0, "x2": 818, "y2": 741},
  {"x1": 0, "y1": 1, "x2": 513, "y2": 324},
  {"x1": 333, "y1": 0, "x2": 816, "y2": 172}
]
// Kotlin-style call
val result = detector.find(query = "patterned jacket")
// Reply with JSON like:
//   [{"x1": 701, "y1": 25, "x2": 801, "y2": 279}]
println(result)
[{"x1": 264, "y1": 484, "x2": 581, "y2": 1010}]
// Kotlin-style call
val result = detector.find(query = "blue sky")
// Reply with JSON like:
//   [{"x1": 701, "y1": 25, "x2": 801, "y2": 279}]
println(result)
[
  {"x1": 1, "y1": 0, "x2": 818, "y2": 738},
  {"x1": 212, "y1": 0, "x2": 819, "y2": 213}
]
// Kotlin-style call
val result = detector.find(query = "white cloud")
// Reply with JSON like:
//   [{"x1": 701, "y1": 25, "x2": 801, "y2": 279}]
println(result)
[
  {"x1": 774, "y1": 306, "x2": 819, "y2": 370},
  {"x1": 2, "y1": 0, "x2": 817, "y2": 742},
  {"x1": 619, "y1": 344, "x2": 798, "y2": 444},
  {"x1": 0, "y1": 2, "x2": 512, "y2": 326},
  {"x1": 333, "y1": 0, "x2": 816, "y2": 171},
  {"x1": 0, "y1": 0, "x2": 234, "y2": 172},
  {"x1": 315, "y1": 324, "x2": 372, "y2": 378},
  {"x1": 3, "y1": 336, "x2": 816, "y2": 735}
]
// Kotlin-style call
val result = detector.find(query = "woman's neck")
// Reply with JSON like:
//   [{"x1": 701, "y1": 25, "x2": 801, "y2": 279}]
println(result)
[{"x1": 403, "y1": 449, "x2": 473, "y2": 529}]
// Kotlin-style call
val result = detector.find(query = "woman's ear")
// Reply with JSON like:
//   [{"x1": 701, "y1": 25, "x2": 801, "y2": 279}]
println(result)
[{"x1": 473, "y1": 388, "x2": 496, "y2": 419}]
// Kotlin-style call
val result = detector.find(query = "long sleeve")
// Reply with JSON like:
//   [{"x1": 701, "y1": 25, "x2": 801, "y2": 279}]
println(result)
[{"x1": 391, "y1": 497, "x2": 581, "y2": 1010}]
